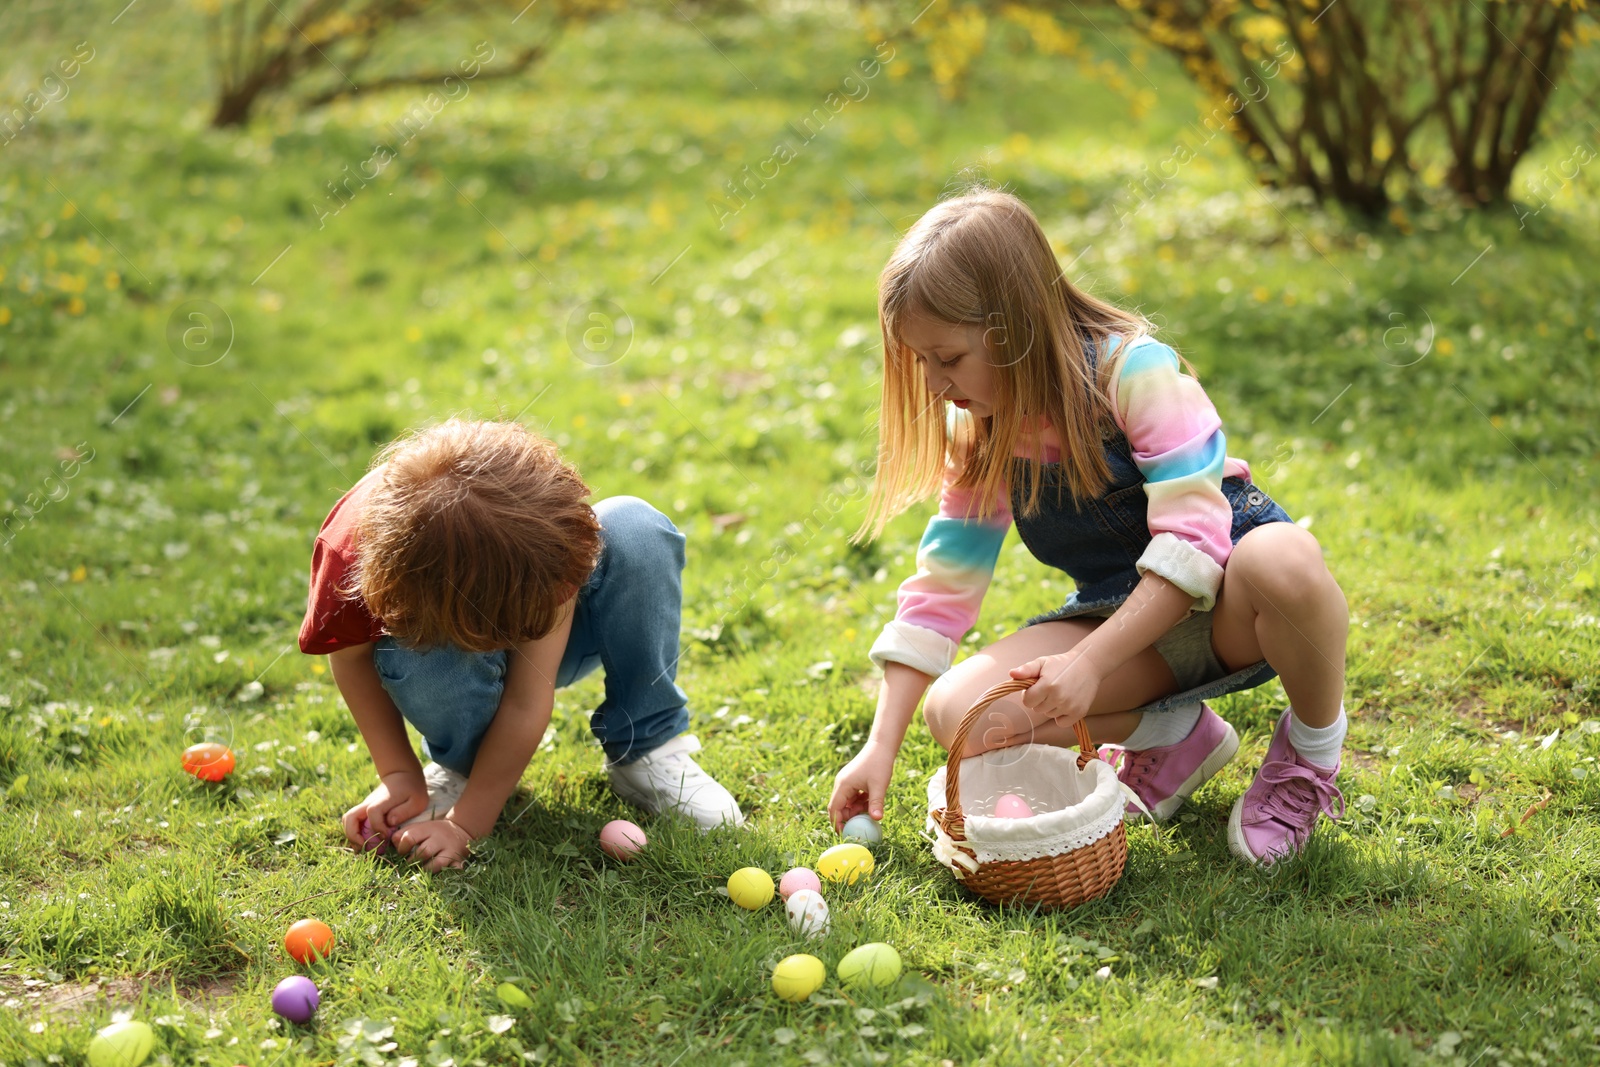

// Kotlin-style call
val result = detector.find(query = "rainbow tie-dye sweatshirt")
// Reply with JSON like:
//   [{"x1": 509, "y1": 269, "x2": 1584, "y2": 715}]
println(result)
[{"x1": 870, "y1": 334, "x2": 1253, "y2": 678}]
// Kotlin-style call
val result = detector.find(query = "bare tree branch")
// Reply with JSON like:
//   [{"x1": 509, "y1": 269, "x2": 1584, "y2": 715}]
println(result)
[{"x1": 303, "y1": 43, "x2": 550, "y2": 107}]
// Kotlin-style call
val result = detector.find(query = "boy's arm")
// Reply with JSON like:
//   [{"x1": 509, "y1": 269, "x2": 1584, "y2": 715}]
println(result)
[
  {"x1": 444, "y1": 600, "x2": 575, "y2": 839},
  {"x1": 330, "y1": 643, "x2": 418, "y2": 775},
  {"x1": 329, "y1": 643, "x2": 427, "y2": 834}
]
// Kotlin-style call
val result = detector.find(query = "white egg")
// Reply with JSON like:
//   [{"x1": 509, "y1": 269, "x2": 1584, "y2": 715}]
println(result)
[{"x1": 785, "y1": 888, "x2": 830, "y2": 939}]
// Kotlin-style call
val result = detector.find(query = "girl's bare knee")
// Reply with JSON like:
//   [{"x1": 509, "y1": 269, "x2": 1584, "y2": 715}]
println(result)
[
  {"x1": 922, "y1": 675, "x2": 961, "y2": 751},
  {"x1": 1235, "y1": 524, "x2": 1336, "y2": 611}
]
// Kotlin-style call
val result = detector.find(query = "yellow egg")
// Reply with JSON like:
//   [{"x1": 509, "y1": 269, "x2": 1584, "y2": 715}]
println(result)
[
  {"x1": 771, "y1": 953, "x2": 826, "y2": 1002},
  {"x1": 88, "y1": 1021, "x2": 154, "y2": 1067},
  {"x1": 817, "y1": 843, "x2": 875, "y2": 884},
  {"x1": 726, "y1": 866, "x2": 774, "y2": 909},
  {"x1": 836, "y1": 942, "x2": 902, "y2": 989}
]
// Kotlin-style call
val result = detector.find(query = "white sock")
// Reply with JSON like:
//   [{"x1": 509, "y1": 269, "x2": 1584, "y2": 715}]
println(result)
[
  {"x1": 1119, "y1": 702, "x2": 1203, "y2": 751},
  {"x1": 1286, "y1": 706, "x2": 1346, "y2": 770}
]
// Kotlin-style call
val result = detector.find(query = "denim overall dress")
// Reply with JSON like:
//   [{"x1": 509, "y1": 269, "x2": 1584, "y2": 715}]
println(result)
[{"x1": 1014, "y1": 343, "x2": 1293, "y2": 715}]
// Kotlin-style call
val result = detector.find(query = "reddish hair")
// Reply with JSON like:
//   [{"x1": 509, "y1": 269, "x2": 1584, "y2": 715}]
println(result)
[{"x1": 352, "y1": 420, "x2": 600, "y2": 651}]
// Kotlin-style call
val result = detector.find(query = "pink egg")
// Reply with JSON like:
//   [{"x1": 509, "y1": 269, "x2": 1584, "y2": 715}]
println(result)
[
  {"x1": 356, "y1": 817, "x2": 389, "y2": 854},
  {"x1": 993, "y1": 793, "x2": 1035, "y2": 819},
  {"x1": 778, "y1": 867, "x2": 822, "y2": 900},
  {"x1": 599, "y1": 819, "x2": 647, "y2": 860}
]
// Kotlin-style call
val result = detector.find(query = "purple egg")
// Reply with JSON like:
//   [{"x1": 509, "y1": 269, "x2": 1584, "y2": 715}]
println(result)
[{"x1": 271, "y1": 975, "x2": 320, "y2": 1023}]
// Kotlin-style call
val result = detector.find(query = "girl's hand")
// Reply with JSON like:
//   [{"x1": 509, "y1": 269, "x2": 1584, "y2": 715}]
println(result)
[
  {"x1": 392, "y1": 818, "x2": 473, "y2": 872},
  {"x1": 1009, "y1": 650, "x2": 1103, "y2": 731},
  {"x1": 343, "y1": 769, "x2": 428, "y2": 846},
  {"x1": 828, "y1": 740, "x2": 897, "y2": 832}
]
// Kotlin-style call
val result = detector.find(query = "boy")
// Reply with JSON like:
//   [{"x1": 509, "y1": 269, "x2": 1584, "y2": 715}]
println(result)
[{"x1": 299, "y1": 419, "x2": 744, "y2": 870}]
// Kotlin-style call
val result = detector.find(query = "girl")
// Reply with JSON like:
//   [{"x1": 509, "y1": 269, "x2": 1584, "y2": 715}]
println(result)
[{"x1": 827, "y1": 190, "x2": 1349, "y2": 866}]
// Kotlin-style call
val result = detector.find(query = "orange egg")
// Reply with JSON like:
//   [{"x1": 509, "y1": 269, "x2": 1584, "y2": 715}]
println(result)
[
  {"x1": 181, "y1": 742, "x2": 235, "y2": 781},
  {"x1": 283, "y1": 919, "x2": 334, "y2": 963}
]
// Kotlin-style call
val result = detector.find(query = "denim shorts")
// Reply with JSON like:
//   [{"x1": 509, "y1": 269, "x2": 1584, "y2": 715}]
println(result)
[
  {"x1": 1021, "y1": 478, "x2": 1293, "y2": 715},
  {"x1": 1026, "y1": 601, "x2": 1277, "y2": 716}
]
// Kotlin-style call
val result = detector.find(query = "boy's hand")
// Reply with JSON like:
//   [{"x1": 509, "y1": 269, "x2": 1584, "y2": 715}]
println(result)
[
  {"x1": 342, "y1": 769, "x2": 428, "y2": 846},
  {"x1": 828, "y1": 740, "x2": 896, "y2": 832},
  {"x1": 392, "y1": 818, "x2": 473, "y2": 872}
]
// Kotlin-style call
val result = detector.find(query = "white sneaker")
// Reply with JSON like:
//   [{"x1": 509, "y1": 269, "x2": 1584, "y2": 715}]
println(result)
[
  {"x1": 606, "y1": 734, "x2": 745, "y2": 831},
  {"x1": 398, "y1": 761, "x2": 468, "y2": 828}
]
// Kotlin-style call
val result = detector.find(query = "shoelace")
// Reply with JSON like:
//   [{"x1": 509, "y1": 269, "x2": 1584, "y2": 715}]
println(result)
[
  {"x1": 1251, "y1": 759, "x2": 1345, "y2": 835},
  {"x1": 646, "y1": 750, "x2": 710, "y2": 794},
  {"x1": 1101, "y1": 747, "x2": 1158, "y2": 790},
  {"x1": 1092, "y1": 748, "x2": 1162, "y2": 827}
]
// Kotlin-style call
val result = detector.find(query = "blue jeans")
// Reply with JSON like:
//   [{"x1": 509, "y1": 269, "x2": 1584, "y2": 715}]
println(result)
[{"x1": 370, "y1": 496, "x2": 692, "y2": 773}]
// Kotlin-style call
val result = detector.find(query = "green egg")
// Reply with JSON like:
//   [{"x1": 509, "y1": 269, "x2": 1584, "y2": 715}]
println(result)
[
  {"x1": 836, "y1": 942, "x2": 902, "y2": 989},
  {"x1": 88, "y1": 1021, "x2": 154, "y2": 1067},
  {"x1": 496, "y1": 982, "x2": 534, "y2": 1009}
]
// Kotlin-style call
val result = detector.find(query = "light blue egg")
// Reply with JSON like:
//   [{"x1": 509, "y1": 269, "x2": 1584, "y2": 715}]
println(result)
[{"x1": 841, "y1": 813, "x2": 883, "y2": 846}]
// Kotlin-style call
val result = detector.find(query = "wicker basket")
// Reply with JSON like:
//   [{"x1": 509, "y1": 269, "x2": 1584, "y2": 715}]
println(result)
[{"x1": 927, "y1": 679, "x2": 1127, "y2": 910}]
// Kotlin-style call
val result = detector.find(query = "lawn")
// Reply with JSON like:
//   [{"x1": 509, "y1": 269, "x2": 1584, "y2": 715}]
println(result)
[{"x1": 2, "y1": 5, "x2": 1599, "y2": 1066}]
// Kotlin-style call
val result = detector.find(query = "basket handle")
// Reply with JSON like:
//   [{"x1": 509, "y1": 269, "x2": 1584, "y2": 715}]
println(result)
[{"x1": 943, "y1": 678, "x2": 1095, "y2": 820}]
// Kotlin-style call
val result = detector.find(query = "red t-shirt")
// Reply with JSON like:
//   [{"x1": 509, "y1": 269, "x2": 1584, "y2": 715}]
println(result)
[{"x1": 298, "y1": 470, "x2": 386, "y2": 655}]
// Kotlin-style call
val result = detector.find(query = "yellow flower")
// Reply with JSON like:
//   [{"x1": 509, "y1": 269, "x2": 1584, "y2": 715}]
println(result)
[
  {"x1": 60, "y1": 201, "x2": 77, "y2": 220},
  {"x1": 405, "y1": 325, "x2": 423, "y2": 342},
  {"x1": 618, "y1": 393, "x2": 634, "y2": 407},
  {"x1": 67, "y1": 297, "x2": 86, "y2": 315},
  {"x1": 1437, "y1": 338, "x2": 1454, "y2": 356},
  {"x1": 311, "y1": 662, "x2": 326, "y2": 675},
  {"x1": 0, "y1": 307, "x2": 10, "y2": 326},
  {"x1": 1239, "y1": 15, "x2": 1287, "y2": 45},
  {"x1": 105, "y1": 271, "x2": 120, "y2": 290},
  {"x1": 573, "y1": 414, "x2": 587, "y2": 428},
  {"x1": 70, "y1": 564, "x2": 87, "y2": 582},
  {"x1": 1252, "y1": 286, "x2": 1270, "y2": 303}
]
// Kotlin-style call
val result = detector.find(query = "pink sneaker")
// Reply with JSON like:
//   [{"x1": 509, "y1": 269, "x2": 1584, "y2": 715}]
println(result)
[
  {"x1": 1228, "y1": 711, "x2": 1345, "y2": 865},
  {"x1": 1097, "y1": 705, "x2": 1239, "y2": 823}
]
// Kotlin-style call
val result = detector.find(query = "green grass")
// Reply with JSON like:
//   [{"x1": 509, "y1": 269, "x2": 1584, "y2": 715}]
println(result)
[{"x1": 3, "y1": 6, "x2": 1599, "y2": 1066}]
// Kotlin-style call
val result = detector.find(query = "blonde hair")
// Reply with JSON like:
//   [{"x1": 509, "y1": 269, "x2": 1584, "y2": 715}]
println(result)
[
  {"x1": 352, "y1": 419, "x2": 601, "y2": 651},
  {"x1": 855, "y1": 189, "x2": 1152, "y2": 542}
]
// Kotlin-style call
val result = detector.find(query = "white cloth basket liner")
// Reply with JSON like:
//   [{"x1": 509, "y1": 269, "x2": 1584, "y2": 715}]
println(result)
[{"x1": 926, "y1": 743, "x2": 1124, "y2": 866}]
